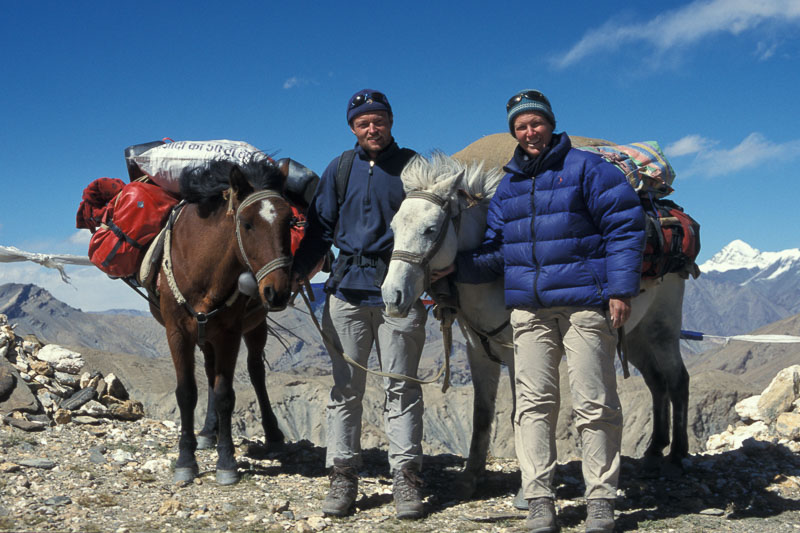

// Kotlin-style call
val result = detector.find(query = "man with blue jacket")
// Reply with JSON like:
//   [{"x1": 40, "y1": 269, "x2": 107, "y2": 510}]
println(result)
[
  {"x1": 292, "y1": 89, "x2": 427, "y2": 520},
  {"x1": 447, "y1": 90, "x2": 645, "y2": 533}
]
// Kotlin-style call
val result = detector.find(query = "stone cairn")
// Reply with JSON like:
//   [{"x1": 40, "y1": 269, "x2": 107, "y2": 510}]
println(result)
[
  {"x1": 0, "y1": 313, "x2": 144, "y2": 431},
  {"x1": 705, "y1": 364, "x2": 800, "y2": 454}
]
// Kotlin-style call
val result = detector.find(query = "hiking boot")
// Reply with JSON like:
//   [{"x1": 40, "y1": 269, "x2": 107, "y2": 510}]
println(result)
[
  {"x1": 321, "y1": 460, "x2": 358, "y2": 517},
  {"x1": 525, "y1": 497, "x2": 559, "y2": 533},
  {"x1": 392, "y1": 466, "x2": 424, "y2": 519},
  {"x1": 585, "y1": 498, "x2": 615, "y2": 533}
]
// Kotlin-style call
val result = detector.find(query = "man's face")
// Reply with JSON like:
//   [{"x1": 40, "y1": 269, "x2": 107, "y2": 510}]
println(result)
[
  {"x1": 513, "y1": 112, "x2": 554, "y2": 158},
  {"x1": 350, "y1": 111, "x2": 393, "y2": 158}
]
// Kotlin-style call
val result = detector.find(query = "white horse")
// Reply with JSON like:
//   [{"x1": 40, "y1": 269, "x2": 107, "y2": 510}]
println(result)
[{"x1": 382, "y1": 152, "x2": 690, "y2": 497}]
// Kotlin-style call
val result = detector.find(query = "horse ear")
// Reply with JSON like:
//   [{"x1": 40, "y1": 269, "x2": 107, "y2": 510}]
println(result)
[
  {"x1": 432, "y1": 169, "x2": 464, "y2": 198},
  {"x1": 277, "y1": 158, "x2": 289, "y2": 192},
  {"x1": 229, "y1": 165, "x2": 254, "y2": 199}
]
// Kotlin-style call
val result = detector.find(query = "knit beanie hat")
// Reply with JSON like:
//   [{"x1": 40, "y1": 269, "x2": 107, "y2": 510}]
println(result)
[
  {"x1": 506, "y1": 89, "x2": 555, "y2": 135},
  {"x1": 346, "y1": 89, "x2": 392, "y2": 124}
]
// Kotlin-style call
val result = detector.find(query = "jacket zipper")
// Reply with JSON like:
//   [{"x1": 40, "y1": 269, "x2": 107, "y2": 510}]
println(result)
[
  {"x1": 364, "y1": 160, "x2": 374, "y2": 207},
  {"x1": 529, "y1": 177, "x2": 543, "y2": 307}
]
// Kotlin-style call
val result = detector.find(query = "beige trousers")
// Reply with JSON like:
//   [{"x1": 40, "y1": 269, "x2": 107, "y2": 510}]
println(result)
[{"x1": 511, "y1": 306, "x2": 622, "y2": 500}]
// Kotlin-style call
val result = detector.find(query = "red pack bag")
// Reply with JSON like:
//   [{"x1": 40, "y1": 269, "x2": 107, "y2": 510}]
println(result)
[
  {"x1": 76, "y1": 177, "x2": 127, "y2": 232},
  {"x1": 641, "y1": 198, "x2": 701, "y2": 279},
  {"x1": 88, "y1": 182, "x2": 179, "y2": 278},
  {"x1": 289, "y1": 204, "x2": 306, "y2": 255}
]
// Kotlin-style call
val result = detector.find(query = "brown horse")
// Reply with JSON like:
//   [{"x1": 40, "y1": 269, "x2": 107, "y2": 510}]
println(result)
[{"x1": 149, "y1": 159, "x2": 294, "y2": 485}]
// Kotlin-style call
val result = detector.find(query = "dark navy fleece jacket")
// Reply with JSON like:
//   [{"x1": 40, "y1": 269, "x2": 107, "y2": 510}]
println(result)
[{"x1": 293, "y1": 141, "x2": 415, "y2": 306}]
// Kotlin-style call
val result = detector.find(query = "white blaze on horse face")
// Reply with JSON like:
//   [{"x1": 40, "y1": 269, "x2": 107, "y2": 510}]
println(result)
[{"x1": 258, "y1": 199, "x2": 278, "y2": 225}]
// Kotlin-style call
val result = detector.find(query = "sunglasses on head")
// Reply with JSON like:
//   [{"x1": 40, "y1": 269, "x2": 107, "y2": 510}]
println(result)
[
  {"x1": 350, "y1": 91, "x2": 390, "y2": 109},
  {"x1": 506, "y1": 90, "x2": 550, "y2": 111}
]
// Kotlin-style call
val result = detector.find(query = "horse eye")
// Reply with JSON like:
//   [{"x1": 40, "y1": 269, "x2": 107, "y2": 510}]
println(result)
[
  {"x1": 423, "y1": 226, "x2": 436, "y2": 236},
  {"x1": 243, "y1": 221, "x2": 253, "y2": 231}
]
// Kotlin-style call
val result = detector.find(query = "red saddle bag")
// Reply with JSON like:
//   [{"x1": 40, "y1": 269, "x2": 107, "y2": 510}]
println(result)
[
  {"x1": 289, "y1": 204, "x2": 306, "y2": 256},
  {"x1": 641, "y1": 198, "x2": 701, "y2": 279},
  {"x1": 88, "y1": 182, "x2": 179, "y2": 278}
]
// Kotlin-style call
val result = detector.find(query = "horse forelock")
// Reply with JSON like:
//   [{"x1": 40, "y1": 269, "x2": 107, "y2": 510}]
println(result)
[{"x1": 400, "y1": 151, "x2": 504, "y2": 203}]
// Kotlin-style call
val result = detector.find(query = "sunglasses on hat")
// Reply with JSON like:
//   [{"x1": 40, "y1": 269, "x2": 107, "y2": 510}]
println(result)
[
  {"x1": 350, "y1": 91, "x2": 390, "y2": 110},
  {"x1": 506, "y1": 90, "x2": 551, "y2": 112}
]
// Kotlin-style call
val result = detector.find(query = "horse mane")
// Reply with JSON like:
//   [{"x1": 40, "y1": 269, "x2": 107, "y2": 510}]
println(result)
[
  {"x1": 179, "y1": 158, "x2": 284, "y2": 209},
  {"x1": 401, "y1": 151, "x2": 505, "y2": 203}
]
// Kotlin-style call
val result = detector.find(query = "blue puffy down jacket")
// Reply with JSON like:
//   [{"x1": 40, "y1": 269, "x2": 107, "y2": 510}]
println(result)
[{"x1": 456, "y1": 132, "x2": 646, "y2": 309}]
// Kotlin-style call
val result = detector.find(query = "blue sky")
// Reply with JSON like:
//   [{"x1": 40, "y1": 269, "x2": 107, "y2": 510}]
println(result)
[{"x1": 2, "y1": 0, "x2": 800, "y2": 311}]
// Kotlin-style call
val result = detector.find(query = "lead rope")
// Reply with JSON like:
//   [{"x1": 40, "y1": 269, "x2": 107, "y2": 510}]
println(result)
[{"x1": 297, "y1": 287, "x2": 451, "y2": 391}]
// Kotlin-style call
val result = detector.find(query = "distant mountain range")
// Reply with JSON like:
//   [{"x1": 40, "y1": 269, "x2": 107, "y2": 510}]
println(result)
[{"x1": 683, "y1": 239, "x2": 800, "y2": 337}]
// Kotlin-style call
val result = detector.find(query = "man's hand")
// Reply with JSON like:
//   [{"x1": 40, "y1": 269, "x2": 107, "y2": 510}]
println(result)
[
  {"x1": 430, "y1": 264, "x2": 455, "y2": 283},
  {"x1": 608, "y1": 297, "x2": 632, "y2": 329}
]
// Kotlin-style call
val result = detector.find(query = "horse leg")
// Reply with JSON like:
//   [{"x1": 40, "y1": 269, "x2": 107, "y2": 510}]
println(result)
[
  {"x1": 244, "y1": 321, "x2": 285, "y2": 448},
  {"x1": 456, "y1": 324, "x2": 502, "y2": 498},
  {"x1": 168, "y1": 327, "x2": 200, "y2": 483},
  {"x1": 668, "y1": 361, "x2": 690, "y2": 463},
  {"x1": 197, "y1": 346, "x2": 218, "y2": 450},
  {"x1": 626, "y1": 329, "x2": 671, "y2": 465},
  {"x1": 627, "y1": 275, "x2": 689, "y2": 468},
  {"x1": 210, "y1": 331, "x2": 242, "y2": 485}
]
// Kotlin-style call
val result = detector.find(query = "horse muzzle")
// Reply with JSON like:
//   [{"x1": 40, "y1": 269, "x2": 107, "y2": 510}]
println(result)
[
  {"x1": 259, "y1": 276, "x2": 291, "y2": 312},
  {"x1": 381, "y1": 261, "x2": 424, "y2": 318}
]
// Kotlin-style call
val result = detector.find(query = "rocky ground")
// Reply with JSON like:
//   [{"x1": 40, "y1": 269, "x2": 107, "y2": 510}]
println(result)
[
  {"x1": 1, "y1": 416, "x2": 799, "y2": 533},
  {"x1": 3, "y1": 313, "x2": 800, "y2": 532}
]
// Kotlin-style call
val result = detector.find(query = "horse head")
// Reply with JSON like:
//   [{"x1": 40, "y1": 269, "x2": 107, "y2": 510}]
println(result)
[
  {"x1": 382, "y1": 155, "x2": 463, "y2": 317},
  {"x1": 229, "y1": 161, "x2": 294, "y2": 312}
]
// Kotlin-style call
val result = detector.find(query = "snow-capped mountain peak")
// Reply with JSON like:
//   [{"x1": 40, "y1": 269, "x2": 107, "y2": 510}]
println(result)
[{"x1": 701, "y1": 240, "x2": 800, "y2": 274}]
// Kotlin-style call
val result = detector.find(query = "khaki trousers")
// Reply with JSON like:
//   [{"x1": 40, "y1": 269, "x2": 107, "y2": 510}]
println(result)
[
  {"x1": 511, "y1": 306, "x2": 622, "y2": 500},
  {"x1": 322, "y1": 294, "x2": 427, "y2": 472}
]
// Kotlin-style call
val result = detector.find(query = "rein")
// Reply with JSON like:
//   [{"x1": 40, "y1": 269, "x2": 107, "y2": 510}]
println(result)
[{"x1": 296, "y1": 288, "x2": 452, "y2": 390}]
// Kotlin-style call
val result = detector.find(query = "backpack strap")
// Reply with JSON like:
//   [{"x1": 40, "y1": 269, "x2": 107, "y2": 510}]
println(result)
[{"x1": 335, "y1": 149, "x2": 356, "y2": 207}]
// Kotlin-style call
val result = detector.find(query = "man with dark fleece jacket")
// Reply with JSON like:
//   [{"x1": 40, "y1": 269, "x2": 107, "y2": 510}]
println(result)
[{"x1": 292, "y1": 89, "x2": 426, "y2": 520}]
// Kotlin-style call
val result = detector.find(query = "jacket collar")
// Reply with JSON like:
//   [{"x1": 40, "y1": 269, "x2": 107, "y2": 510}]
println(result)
[
  {"x1": 504, "y1": 132, "x2": 572, "y2": 178},
  {"x1": 355, "y1": 139, "x2": 399, "y2": 162}
]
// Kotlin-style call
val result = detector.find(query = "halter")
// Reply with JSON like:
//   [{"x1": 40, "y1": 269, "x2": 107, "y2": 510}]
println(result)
[
  {"x1": 390, "y1": 191, "x2": 451, "y2": 288},
  {"x1": 163, "y1": 189, "x2": 293, "y2": 346},
  {"x1": 235, "y1": 190, "x2": 294, "y2": 283}
]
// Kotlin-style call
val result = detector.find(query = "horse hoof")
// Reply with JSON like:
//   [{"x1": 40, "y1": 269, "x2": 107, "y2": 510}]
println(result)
[
  {"x1": 216, "y1": 469, "x2": 240, "y2": 485},
  {"x1": 173, "y1": 465, "x2": 199, "y2": 483},
  {"x1": 513, "y1": 487, "x2": 528, "y2": 510},
  {"x1": 197, "y1": 434, "x2": 217, "y2": 450}
]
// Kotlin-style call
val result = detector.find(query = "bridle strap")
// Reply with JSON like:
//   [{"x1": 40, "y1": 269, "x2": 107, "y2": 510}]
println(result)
[
  {"x1": 163, "y1": 189, "x2": 292, "y2": 346},
  {"x1": 405, "y1": 190, "x2": 447, "y2": 207},
  {"x1": 390, "y1": 191, "x2": 451, "y2": 286},
  {"x1": 234, "y1": 190, "x2": 293, "y2": 283},
  {"x1": 254, "y1": 256, "x2": 293, "y2": 282}
]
